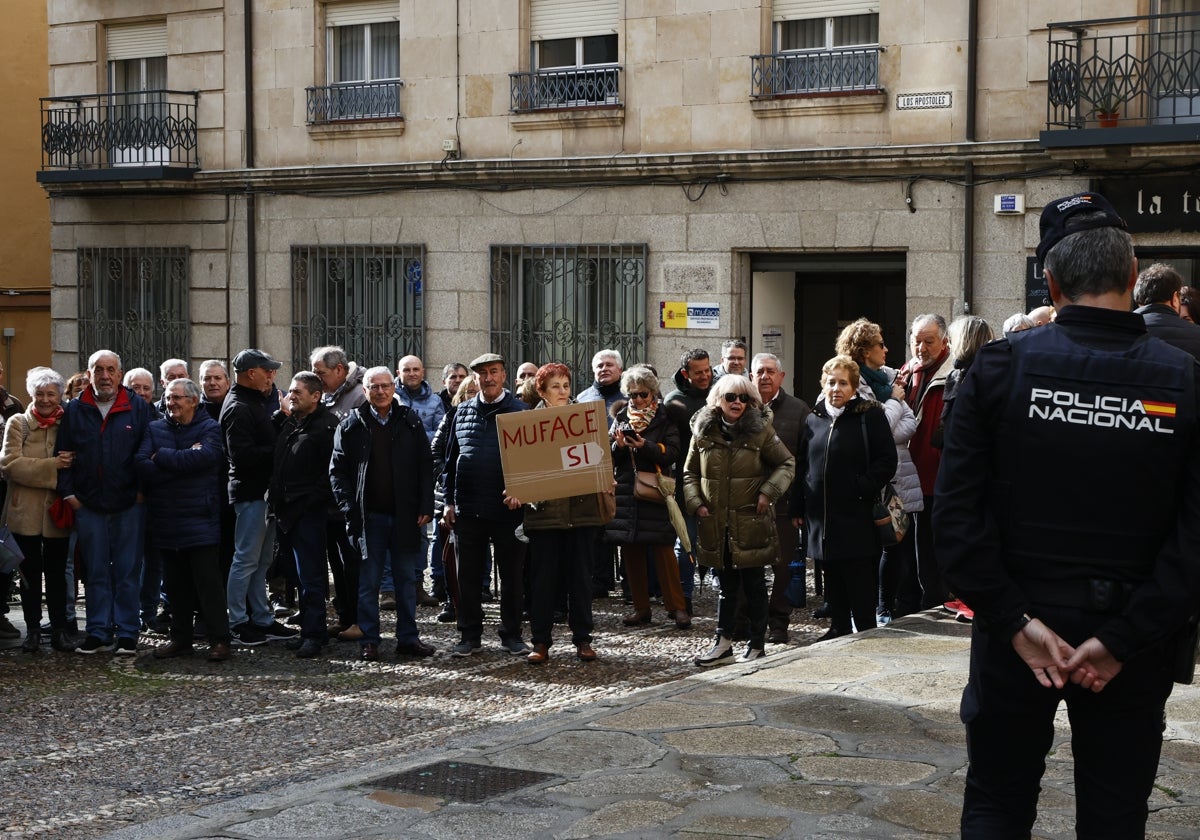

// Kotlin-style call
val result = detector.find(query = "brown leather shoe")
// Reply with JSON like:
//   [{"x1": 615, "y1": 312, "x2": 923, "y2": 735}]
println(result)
[
  {"x1": 575, "y1": 644, "x2": 597, "y2": 662},
  {"x1": 672, "y1": 610, "x2": 692, "y2": 629},
  {"x1": 154, "y1": 640, "x2": 195, "y2": 659},
  {"x1": 527, "y1": 643, "x2": 549, "y2": 664},
  {"x1": 416, "y1": 588, "x2": 440, "y2": 608},
  {"x1": 206, "y1": 641, "x2": 231, "y2": 662},
  {"x1": 622, "y1": 610, "x2": 652, "y2": 626},
  {"x1": 361, "y1": 643, "x2": 380, "y2": 661},
  {"x1": 338, "y1": 624, "x2": 364, "y2": 641}
]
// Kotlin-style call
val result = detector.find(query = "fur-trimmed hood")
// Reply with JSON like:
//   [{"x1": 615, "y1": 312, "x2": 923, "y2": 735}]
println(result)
[{"x1": 690, "y1": 404, "x2": 769, "y2": 440}]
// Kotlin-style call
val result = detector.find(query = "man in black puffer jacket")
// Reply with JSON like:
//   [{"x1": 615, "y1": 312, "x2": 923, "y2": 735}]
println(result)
[{"x1": 442, "y1": 353, "x2": 530, "y2": 657}]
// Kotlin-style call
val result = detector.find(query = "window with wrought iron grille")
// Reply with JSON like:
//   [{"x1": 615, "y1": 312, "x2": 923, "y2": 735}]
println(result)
[
  {"x1": 752, "y1": 8, "x2": 881, "y2": 97},
  {"x1": 291, "y1": 245, "x2": 424, "y2": 373},
  {"x1": 308, "y1": 2, "x2": 402, "y2": 123},
  {"x1": 489, "y1": 245, "x2": 646, "y2": 385},
  {"x1": 77, "y1": 246, "x2": 190, "y2": 372}
]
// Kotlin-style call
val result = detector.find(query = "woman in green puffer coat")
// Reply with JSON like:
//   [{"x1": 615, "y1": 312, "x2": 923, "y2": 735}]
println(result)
[{"x1": 683, "y1": 375, "x2": 795, "y2": 666}]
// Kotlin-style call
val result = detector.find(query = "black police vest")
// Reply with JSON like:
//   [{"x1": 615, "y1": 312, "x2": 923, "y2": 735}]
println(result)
[{"x1": 995, "y1": 324, "x2": 1196, "y2": 583}]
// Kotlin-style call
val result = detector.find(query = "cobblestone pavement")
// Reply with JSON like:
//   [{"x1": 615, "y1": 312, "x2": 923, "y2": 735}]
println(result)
[{"x1": 0, "y1": 578, "x2": 827, "y2": 839}]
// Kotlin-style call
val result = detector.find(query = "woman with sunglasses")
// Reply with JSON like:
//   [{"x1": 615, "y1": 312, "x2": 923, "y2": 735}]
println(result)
[
  {"x1": 792, "y1": 355, "x2": 897, "y2": 641},
  {"x1": 606, "y1": 365, "x2": 690, "y2": 629},
  {"x1": 685, "y1": 375, "x2": 795, "y2": 665}
]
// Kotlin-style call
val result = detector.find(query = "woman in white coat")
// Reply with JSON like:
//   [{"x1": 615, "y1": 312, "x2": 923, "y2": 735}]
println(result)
[{"x1": 835, "y1": 318, "x2": 922, "y2": 624}]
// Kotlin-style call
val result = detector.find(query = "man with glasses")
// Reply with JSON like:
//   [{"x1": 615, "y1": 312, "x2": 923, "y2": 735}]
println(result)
[
  {"x1": 441, "y1": 353, "x2": 531, "y2": 657},
  {"x1": 712, "y1": 339, "x2": 749, "y2": 379},
  {"x1": 331, "y1": 367, "x2": 435, "y2": 661},
  {"x1": 751, "y1": 352, "x2": 809, "y2": 643}
]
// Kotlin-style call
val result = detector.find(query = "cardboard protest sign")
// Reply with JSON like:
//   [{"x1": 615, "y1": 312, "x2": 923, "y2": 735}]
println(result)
[{"x1": 496, "y1": 401, "x2": 613, "y2": 503}]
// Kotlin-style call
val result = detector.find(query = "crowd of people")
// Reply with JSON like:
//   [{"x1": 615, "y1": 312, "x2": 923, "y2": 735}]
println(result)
[{"x1": 1, "y1": 265, "x2": 1196, "y2": 675}]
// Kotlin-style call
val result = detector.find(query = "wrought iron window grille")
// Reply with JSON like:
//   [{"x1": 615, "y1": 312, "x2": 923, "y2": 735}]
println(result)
[
  {"x1": 305, "y1": 80, "x2": 404, "y2": 124},
  {"x1": 40, "y1": 90, "x2": 199, "y2": 173},
  {"x1": 509, "y1": 67, "x2": 622, "y2": 112},
  {"x1": 751, "y1": 47, "x2": 883, "y2": 97}
]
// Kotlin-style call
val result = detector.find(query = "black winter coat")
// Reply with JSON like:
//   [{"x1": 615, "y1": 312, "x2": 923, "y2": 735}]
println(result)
[
  {"x1": 220, "y1": 382, "x2": 277, "y2": 504},
  {"x1": 329, "y1": 401, "x2": 434, "y2": 548},
  {"x1": 269, "y1": 404, "x2": 340, "y2": 533},
  {"x1": 443, "y1": 390, "x2": 528, "y2": 522},
  {"x1": 793, "y1": 396, "x2": 897, "y2": 562},
  {"x1": 603, "y1": 400, "x2": 680, "y2": 545},
  {"x1": 135, "y1": 412, "x2": 225, "y2": 549}
]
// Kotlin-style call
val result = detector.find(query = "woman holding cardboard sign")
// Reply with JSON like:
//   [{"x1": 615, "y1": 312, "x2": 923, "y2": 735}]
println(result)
[
  {"x1": 505, "y1": 363, "x2": 609, "y2": 664},
  {"x1": 605, "y1": 365, "x2": 690, "y2": 630}
]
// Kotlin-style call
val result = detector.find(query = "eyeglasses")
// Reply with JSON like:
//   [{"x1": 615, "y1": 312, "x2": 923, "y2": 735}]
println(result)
[
  {"x1": 367, "y1": 383, "x2": 395, "y2": 392},
  {"x1": 724, "y1": 393, "x2": 752, "y2": 405},
  {"x1": 625, "y1": 391, "x2": 651, "y2": 400}
]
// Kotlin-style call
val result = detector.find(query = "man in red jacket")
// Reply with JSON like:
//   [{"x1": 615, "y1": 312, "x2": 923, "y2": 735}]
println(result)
[{"x1": 897, "y1": 314, "x2": 952, "y2": 614}]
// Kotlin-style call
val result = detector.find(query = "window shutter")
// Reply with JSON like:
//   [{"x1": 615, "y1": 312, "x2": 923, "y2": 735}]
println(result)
[
  {"x1": 531, "y1": 0, "x2": 619, "y2": 41},
  {"x1": 106, "y1": 22, "x2": 168, "y2": 60},
  {"x1": 773, "y1": 0, "x2": 878, "y2": 21},
  {"x1": 326, "y1": 0, "x2": 399, "y2": 27}
]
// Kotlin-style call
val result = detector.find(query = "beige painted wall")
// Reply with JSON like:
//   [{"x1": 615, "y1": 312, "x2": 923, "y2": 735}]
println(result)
[
  {"x1": 45, "y1": 1, "x2": 1091, "y2": 171},
  {"x1": 1, "y1": 0, "x2": 51, "y2": 381}
]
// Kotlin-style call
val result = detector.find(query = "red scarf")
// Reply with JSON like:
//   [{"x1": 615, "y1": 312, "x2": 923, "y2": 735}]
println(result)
[{"x1": 33, "y1": 406, "x2": 64, "y2": 429}]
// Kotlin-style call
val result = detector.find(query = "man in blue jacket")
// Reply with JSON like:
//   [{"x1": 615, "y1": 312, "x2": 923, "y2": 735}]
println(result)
[
  {"x1": 442, "y1": 353, "x2": 530, "y2": 657},
  {"x1": 58, "y1": 349, "x2": 153, "y2": 655}
]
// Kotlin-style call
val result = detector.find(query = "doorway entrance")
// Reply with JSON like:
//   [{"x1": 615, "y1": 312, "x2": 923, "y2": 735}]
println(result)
[{"x1": 751, "y1": 253, "x2": 907, "y2": 402}]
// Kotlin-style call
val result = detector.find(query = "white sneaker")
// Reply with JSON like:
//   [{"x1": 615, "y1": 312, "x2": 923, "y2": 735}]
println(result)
[
  {"x1": 694, "y1": 635, "x2": 733, "y2": 667},
  {"x1": 737, "y1": 645, "x2": 765, "y2": 664}
]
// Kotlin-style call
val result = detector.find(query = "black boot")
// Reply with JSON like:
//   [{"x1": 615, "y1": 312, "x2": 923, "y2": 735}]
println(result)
[
  {"x1": 51, "y1": 628, "x2": 77, "y2": 652},
  {"x1": 21, "y1": 631, "x2": 39, "y2": 653},
  {"x1": 432, "y1": 578, "x2": 447, "y2": 602},
  {"x1": 436, "y1": 602, "x2": 456, "y2": 623}
]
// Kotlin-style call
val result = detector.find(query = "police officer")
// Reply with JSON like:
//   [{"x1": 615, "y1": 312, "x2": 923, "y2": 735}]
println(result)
[{"x1": 934, "y1": 192, "x2": 1200, "y2": 838}]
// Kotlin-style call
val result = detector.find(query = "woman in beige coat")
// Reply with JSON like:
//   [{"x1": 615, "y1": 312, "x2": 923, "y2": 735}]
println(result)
[
  {"x1": 684, "y1": 375, "x2": 795, "y2": 666},
  {"x1": 0, "y1": 367, "x2": 74, "y2": 652}
]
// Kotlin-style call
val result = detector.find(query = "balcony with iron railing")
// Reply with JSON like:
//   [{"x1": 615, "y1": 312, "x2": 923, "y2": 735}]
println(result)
[
  {"x1": 751, "y1": 46, "x2": 883, "y2": 98},
  {"x1": 38, "y1": 90, "x2": 199, "y2": 183},
  {"x1": 1042, "y1": 12, "x2": 1200, "y2": 148},
  {"x1": 509, "y1": 66, "x2": 622, "y2": 112},
  {"x1": 305, "y1": 80, "x2": 404, "y2": 124}
]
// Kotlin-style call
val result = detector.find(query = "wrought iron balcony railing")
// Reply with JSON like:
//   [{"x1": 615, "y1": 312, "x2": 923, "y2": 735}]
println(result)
[
  {"x1": 751, "y1": 47, "x2": 883, "y2": 98},
  {"x1": 38, "y1": 90, "x2": 199, "y2": 181},
  {"x1": 305, "y1": 80, "x2": 403, "y2": 124},
  {"x1": 1045, "y1": 12, "x2": 1200, "y2": 141},
  {"x1": 510, "y1": 66, "x2": 622, "y2": 112}
]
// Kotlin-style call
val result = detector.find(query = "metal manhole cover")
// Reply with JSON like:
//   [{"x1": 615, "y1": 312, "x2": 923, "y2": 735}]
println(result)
[{"x1": 373, "y1": 761, "x2": 558, "y2": 803}]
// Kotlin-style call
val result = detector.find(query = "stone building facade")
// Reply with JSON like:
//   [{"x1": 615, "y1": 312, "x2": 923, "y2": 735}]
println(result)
[{"x1": 40, "y1": 1, "x2": 1200, "y2": 397}]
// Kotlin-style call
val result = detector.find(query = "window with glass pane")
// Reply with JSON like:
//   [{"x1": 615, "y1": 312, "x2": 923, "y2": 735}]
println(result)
[
  {"x1": 489, "y1": 245, "x2": 646, "y2": 385},
  {"x1": 332, "y1": 22, "x2": 399, "y2": 82},
  {"x1": 779, "y1": 14, "x2": 878, "y2": 51},
  {"x1": 108, "y1": 57, "x2": 169, "y2": 164}
]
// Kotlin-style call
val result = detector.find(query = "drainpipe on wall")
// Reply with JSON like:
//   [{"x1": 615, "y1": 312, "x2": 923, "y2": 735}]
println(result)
[
  {"x1": 244, "y1": 0, "x2": 258, "y2": 347},
  {"x1": 961, "y1": 0, "x2": 978, "y2": 315}
]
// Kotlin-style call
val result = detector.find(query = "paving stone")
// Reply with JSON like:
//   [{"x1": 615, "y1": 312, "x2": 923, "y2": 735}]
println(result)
[
  {"x1": 546, "y1": 772, "x2": 699, "y2": 799},
  {"x1": 758, "y1": 781, "x2": 862, "y2": 813},
  {"x1": 678, "y1": 756, "x2": 795, "y2": 786},
  {"x1": 664, "y1": 724, "x2": 835, "y2": 757},
  {"x1": 769, "y1": 694, "x2": 915, "y2": 737},
  {"x1": 874, "y1": 788, "x2": 961, "y2": 834},
  {"x1": 413, "y1": 810, "x2": 564, "y2": 839},
  {"x1": 794, "y1": 755, "x2": 938, "y2": 785},
  {"x1": 559, "y1": 799, "x2": 684, "y2": 838},
  {"x1": 735, "y1": 654, "x2": 882, "y2": 687},
  {"x1": 677, "y1": 814, "x2": 791, "y2": 837},
  {"x1": 854, "y1": 670, "x2": 970, "y2": 702},
  {"x1": 490, "y1": 730, "x2": 664, "y2": 776},
  {"x1": 226, "y1": 801, "x2": 395, "y2": 837},
  {"x1": 591, "y1": 699, "x2": 755, "y2": 731}
]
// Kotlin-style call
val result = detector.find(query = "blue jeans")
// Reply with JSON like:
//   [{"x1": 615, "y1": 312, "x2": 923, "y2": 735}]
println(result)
[
  {"x1": 674, "y1": 513, "x2": 700, "y2": 599},
  {"x1": 288, "y1": 513, "x2": 329, "y2": 641},
  {"x1": 228, "y1": 499, "x2": 275, "y2": 628},
  {"x1": 358, "y1": 512, "x2": 423, "y2": 645},
  {"x1": 76, "y1": 503, "x2": 145, "y2": 641}
]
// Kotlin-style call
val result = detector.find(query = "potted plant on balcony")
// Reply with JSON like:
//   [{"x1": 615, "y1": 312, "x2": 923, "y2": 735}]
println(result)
[{"x1": 1090, "y1": 81, "x2": 1125, "y2": 128}]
